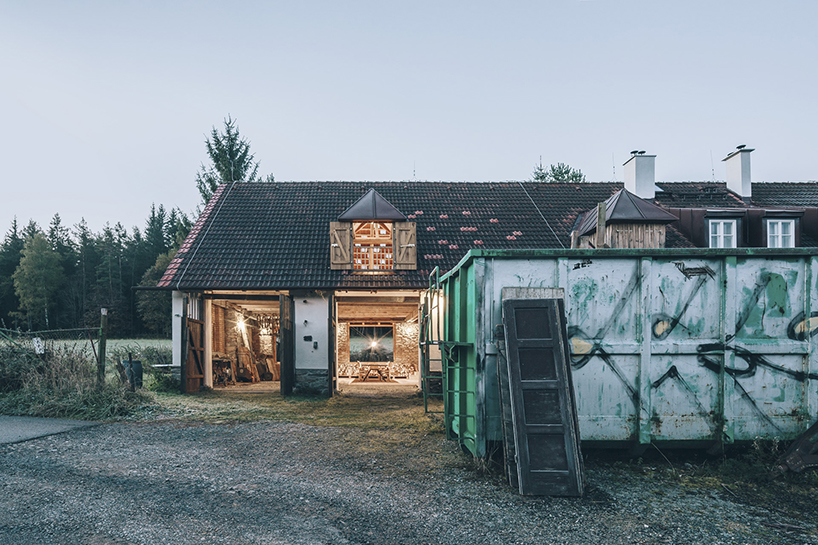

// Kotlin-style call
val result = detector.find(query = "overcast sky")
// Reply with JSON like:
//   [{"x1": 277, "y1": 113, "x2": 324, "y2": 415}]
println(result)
[{"x1": 1, "y1": 1, "x2": 816, "y2": 235}]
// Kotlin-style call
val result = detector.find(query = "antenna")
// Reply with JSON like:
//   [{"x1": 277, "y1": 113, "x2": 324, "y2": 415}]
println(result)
[
  {"x1": 612, "y1": 152, "x2": 616, "y2": 181},
  {"x1": 413, "y1": 161, "x2": 416, "y2": 180},
  {"x1": 710, "y1": 150, "x2": 715, "y2": 182}
]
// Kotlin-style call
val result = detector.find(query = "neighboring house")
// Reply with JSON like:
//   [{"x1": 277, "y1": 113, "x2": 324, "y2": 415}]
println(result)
[
  {"x1": 611, "y1": 148, "x2": 818, "y2": 249},
  {"x1": 159, "y1": 146, "x2": 817, "y2": 397}
]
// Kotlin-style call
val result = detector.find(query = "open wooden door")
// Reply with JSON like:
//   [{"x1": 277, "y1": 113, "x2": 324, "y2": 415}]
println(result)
[
  {"x1": 182, "y1": 294, "x2": 205, "y2": 393},
  {"x1": 279, "y1": 293, "x2": 295, "y2": 396},
  {"x1": 328, "y1": 292, "x2": 337, "y2": 396},
  {"x1": 502, "y1": 298, "x2": 583, "y2": 496}
]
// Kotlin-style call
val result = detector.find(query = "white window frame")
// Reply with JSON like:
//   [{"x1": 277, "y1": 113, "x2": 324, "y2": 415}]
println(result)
[
  {"x1": 767, "y1": 219, "x2": 795, "y2": 248},
  {"x1": 709, "y1": 219, "x2": 737, "y2": 248}
]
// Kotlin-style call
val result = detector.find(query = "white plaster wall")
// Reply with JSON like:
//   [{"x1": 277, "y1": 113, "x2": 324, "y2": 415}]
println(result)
[
  {"x1": 294, "y1": 290, "x2": 331, "y2": 370},
  {"x1": 172, "y1": 291, "x2": 184, "y2": 371},
  {"x1": 204, "y1": 299, "x2": 213, "y2": 388}
]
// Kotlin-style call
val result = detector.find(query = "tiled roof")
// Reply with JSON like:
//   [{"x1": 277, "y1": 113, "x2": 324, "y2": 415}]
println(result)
[
  {"x1": 654, "y1": 182, "x2": 747, "y2": 207},
  {"x1": 751, "y1": 182, "x2": 818, "y2": 207},
  {"x1": 576, "y1": 189, "x2": 678, "y2": 236},
  {"x1": 158, "y1": 181, "x2": 624, "y2": 290},
  {"x1": 338, "y1": 188, "x2": 406, "y2": 220}
]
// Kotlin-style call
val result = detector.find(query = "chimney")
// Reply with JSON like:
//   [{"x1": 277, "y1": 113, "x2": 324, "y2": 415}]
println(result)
[
  {"x1": 623, "y1": 151, "x2": 656, "y2": 199},
  {"x1": 722, "y1": 145, "x2": 753, "y2": 199}
]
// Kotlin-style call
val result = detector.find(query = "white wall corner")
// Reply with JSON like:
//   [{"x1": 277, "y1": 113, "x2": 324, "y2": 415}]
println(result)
[{"x1": 171, "y1": 291, "x2": 184, "y2": 370}]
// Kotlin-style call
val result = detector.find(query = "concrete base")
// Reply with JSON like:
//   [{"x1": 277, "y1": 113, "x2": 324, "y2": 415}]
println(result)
[{"x1": 294, "y1": 369, "x2": 329, "y2": 396}]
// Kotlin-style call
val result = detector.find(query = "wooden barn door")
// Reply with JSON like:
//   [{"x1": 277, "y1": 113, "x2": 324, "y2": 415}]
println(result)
[
  {"x1": 327, "y1": 292, "x2": 337, "y2": 396},
  {"x1": 502, "y1": 298, "x2": 583, "y2": 496},
  {"x1": 182, "y1": 294, "x2": 205, "y2": 393},
  {"x1": 279, "y1": 294, "x2": 295, "y2": 396}
]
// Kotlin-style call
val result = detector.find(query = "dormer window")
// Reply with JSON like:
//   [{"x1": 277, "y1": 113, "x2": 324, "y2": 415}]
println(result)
[
  {"x1": 709, "y1": 219, "x2": 736, "y2": 248},
  {"x1": 353, "y1": 222, "x2": 394, "y2": 270},
  {"x1": 330, "y1": 189, "x2": 417, "y2": 272},
  {"x1": 767, "y1": 219, "x2": 794, "y2": 248},
  {"x1": 705, "y1": 210, "x2": 746, "y2": 248}
]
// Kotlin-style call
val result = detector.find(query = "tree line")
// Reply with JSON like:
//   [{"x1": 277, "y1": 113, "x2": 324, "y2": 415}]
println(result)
[{"x1": 0, "y1": 206, "x2": 190, "y2": 337}]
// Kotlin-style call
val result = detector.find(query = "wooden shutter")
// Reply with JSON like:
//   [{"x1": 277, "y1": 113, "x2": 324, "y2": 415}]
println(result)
[
  {"x1": 393, "y1": 221, "x2": 417, "y2": 270},
  {"x1": 330, "y1": 221, "x2": 352, "y2": 270},
  {"x1": 502, "y1": 298, "x2": 583, "y2": 496}
]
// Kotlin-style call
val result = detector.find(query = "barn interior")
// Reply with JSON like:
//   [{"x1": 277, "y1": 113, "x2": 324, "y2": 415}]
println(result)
[
  {"x1": 209, "y1": 295, "x2": 282, "y2": 387},
  {"x1": 205, "y1": 290, "x2": 421, "y2": 391},
  {"x1": 335, "y1": 290, "x2": 421, "y2": 389}
]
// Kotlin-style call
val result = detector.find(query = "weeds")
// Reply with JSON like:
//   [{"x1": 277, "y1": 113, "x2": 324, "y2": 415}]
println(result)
[{"x1": 0, "y1": 340, "x2": 149, "y2": 420}]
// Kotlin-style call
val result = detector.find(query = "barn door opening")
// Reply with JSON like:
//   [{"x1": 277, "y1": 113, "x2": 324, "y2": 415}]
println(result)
[
  {"x1": 280, "y1": 293, "x2": 295, "y2": 396},
  {"x1": 501, "y1": 298, "x2": 584, "y2": 496},
  {"x1": 182, "y1": 294, "x2": 205, "y2": 393}
]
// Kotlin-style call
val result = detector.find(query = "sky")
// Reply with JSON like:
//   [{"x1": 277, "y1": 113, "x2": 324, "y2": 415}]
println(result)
[{"x1": 1, "y1": 1, "x2": 816, "y2": 235}]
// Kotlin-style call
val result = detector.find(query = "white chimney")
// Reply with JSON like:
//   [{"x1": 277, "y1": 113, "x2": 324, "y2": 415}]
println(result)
[
  {"x1": 722, "y1": 145, "x2": 753, "y2": 199},
  {"x1": 623, "y1": 151, "x2": 656, "y2": 199}
]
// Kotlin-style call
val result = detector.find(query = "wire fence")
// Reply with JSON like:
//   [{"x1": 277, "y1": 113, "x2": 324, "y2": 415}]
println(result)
[{"x1": 0, "y1": 327, "x2": 99, "y2": 361}]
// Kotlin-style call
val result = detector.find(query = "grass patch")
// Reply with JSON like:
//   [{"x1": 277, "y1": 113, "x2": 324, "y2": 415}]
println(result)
[
  {"x1": 137, "y1": 388, "x2": 445, "y2": 434},
  {"x1": 585, "y1": 442, "x2": 818, "y2": 524}
]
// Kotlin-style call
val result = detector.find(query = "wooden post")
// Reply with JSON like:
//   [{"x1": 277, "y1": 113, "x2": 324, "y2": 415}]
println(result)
[
  {"x1": 97, "y1": 308, "x2": 108, "y2": 389},
  {"x1": 595, "y1": 202, "x2": 607, "y2": 249}
]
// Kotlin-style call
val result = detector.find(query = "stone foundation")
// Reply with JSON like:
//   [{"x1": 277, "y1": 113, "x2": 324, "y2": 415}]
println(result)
[{"x1": 294, "y1": 369, "x2": 330, "y2": 396}]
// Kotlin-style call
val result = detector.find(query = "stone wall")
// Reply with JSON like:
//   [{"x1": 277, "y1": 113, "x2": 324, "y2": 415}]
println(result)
[
  {"x1": 393, "y1": 322, "x2": 419, "y2": 372},
  {"x1": 336, "y1": 322, "x2": 350, "y2": 367},
  {"x1": 294, "y1": 369, "x2": 329, "y2": 395}
]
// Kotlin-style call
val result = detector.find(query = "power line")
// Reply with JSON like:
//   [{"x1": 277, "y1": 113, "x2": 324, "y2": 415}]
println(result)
[{"x1": 518, "y1": 181, "x2": 565, "y2": 249}]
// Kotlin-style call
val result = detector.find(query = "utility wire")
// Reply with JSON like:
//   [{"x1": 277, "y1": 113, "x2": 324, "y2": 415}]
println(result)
[{"x1": 518, "y1": 181, "x2": 565, "y2": 249}]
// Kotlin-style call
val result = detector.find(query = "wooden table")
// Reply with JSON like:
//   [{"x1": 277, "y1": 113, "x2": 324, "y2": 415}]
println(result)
[{"x1": 359, "y1": 363, "x2": 390, "y2": 381}]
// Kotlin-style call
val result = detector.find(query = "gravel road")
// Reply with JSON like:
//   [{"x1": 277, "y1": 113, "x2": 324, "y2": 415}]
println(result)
[{"x1": 0, "y1": 418, "x2": 814, "y2": 545}]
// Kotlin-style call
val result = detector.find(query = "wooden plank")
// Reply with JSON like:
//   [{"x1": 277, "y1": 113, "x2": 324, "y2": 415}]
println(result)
[
  {"x1": 502, "y1": 298, "x2": 583, "y2": 496},
  {"x1": 393, "y1": 222, "x2": 417, "y2": 270},
  {"x1": 185, "y1": 318, "x2": 205, "y2": 392},
  {"x1": 330, "y1": 221, "x2": 353, "y2": 270},
  {"x1": 497, "y1": 339, "x2": 519, "y2": 490}
]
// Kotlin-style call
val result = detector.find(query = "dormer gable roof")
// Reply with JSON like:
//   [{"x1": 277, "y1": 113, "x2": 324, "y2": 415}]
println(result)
[
  {"x1": 338, "y1": 188, "x2": 407, "y2": 221},
  {"x1": 577, "y1": 189, "x2": 677, "y2": 236}
]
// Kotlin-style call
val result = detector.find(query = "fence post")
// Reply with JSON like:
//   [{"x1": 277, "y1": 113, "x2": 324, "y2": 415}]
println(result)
[{"x1": 97, "y1": 308, "x2": 108, "y2": 389}]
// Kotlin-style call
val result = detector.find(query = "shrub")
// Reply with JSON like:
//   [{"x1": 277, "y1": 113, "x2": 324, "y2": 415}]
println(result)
[
  {"x1": 148, "y1": 373, "x2": 179, "y2": 393},
  {"x1": 0, "y1": 341, "x2": 148, "y2": 420}
]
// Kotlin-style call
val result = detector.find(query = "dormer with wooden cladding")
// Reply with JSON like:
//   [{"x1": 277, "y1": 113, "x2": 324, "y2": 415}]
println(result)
[
  {"x1": 330, "y1": 189, "x2": 417, "y2": 271},
  {"x1": 573, "y1": 189, "x2": 678, "y2": 249}
]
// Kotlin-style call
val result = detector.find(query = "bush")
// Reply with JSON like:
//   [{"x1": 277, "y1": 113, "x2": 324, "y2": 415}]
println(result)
[
  {"x1": 0, "y1": 343, "x2": 40, "y2": 393},
  {"x1": 148, "y1": 373, "x2": 179, "y2": 393},
  {"x1": 0, "y1": 341, "x2": 148, "y2": 420}
]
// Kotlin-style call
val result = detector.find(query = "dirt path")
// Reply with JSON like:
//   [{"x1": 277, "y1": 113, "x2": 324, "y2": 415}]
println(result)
[{"x1": 0, "y1": 415, "x2": 814, "y2": 545}]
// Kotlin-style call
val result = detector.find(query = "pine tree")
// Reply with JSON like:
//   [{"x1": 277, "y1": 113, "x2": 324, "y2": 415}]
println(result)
[
  {"x1": 13, "y1": 233, "x2": 65, "y2": 329},
  {"x1": 531, "y1": 161, "x2": 586, "y2": 183},
  {"x1": 0, "y1": 219, "x2": 25, "y2": 328},
  {"x1": 195, "y1": 116, "x2": 273, "y2": 206}
]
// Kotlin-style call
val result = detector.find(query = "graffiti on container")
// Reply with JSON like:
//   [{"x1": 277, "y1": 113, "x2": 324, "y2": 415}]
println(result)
[
  {"x1": 568, "y1": 270, "x2": 641, "y2": 405},
  {"x1": 657, "y1": 269, "x2": 817, "y2": 434},
  {"x1": 569, "y1": 263, "x2": 818, "y2": 437},
  {"x1": 673, "y1": 261, "x2": 716, "y2": 280}
]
